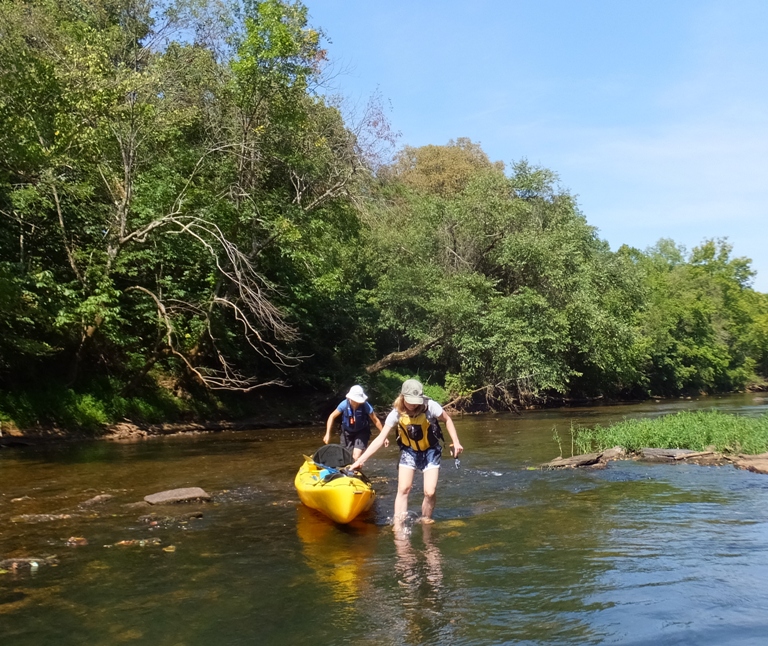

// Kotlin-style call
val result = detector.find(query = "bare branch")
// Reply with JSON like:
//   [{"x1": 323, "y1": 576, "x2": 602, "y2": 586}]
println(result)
[
  {"x1": 167, "y1": 216, "x2": 298, "y2": 342},
  {"x1": 213, "y1": 296, "x2": 303, "y2": 368},
  {"x1": 127, "y1": 285, "x2": 290, "y2": 392},
  {"x1": 51, "y1": 184, "x2": 84, "y2": 283}
]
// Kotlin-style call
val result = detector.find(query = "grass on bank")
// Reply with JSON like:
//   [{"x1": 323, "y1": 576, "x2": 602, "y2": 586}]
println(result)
[
  {"x1": 0, "y1": 380, "x2": 215, "y2": 435},
  {"x1": 571, "y1": 410, "x2": 768, "y2": 456}
]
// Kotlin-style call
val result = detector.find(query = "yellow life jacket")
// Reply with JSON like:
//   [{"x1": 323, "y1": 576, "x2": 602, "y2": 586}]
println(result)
[{"x1": 396, "y1": 410, "x2": 443, "y2": 452}]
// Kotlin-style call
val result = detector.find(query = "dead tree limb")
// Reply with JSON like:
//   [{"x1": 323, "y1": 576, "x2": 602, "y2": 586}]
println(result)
[{"x1": 365, "y1": 338, "x2": 441, "y2": 375}]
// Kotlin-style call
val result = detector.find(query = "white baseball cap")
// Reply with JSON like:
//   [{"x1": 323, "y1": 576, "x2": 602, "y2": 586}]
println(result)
[{"x1": 346, "y1": 385, "x2": 368, "y2": 403}]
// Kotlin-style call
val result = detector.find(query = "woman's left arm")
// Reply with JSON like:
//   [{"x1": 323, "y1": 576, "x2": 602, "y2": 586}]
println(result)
[
  {"x1": 369, "y1": 411, "x2": 383, "y2": 432},
  {"x1": 369, "y1": 411, "x2": 389, "y2": 447},
  {"x1": 439, "y1": 411, "x2": 463, "y2": 456}
]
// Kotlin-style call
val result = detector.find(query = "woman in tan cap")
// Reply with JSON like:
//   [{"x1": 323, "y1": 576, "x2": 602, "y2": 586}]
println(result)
[
  {"x1": 324, "y1": 385, "x2": 384, "y2": 460},
  {"x1": 350, "y1": 379, "x2": 463, "y2": 527}
]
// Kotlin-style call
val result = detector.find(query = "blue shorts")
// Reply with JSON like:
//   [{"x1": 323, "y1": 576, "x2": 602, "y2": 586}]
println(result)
[{"x1": 399, "y1": 446, "x2": 442, "y2": 471}]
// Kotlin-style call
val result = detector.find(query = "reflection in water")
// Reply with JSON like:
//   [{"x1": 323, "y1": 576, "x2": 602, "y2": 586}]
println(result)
[
  {"x1": 296, "y1": 505, "x2": 378, "y2": 607},
  {"x1": 393, "y1": 520, "x2": 451, "y2": 645}
]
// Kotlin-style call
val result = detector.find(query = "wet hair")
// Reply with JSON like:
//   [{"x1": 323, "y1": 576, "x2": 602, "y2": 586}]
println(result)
[{"x1": 393, "y1": 394, "x2": 427, "y2": 416}]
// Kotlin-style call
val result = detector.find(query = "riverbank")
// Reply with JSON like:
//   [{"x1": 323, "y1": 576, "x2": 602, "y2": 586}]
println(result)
[
  {"x1": 2, "y1": 388, "x2": 766, "y2": 446},
  {"x1": 0, "y1": 406, "x2": 328, "y2": 445},
  {"x1": 0, "y1": 379, "x2": 341, "y2": 444}
]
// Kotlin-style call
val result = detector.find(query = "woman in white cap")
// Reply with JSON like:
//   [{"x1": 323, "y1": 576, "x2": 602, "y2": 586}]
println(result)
[
  {"x1": 350, "y1": 379, "x2": 463, "y2": 526},
  {"x1": 324, "y1": 385, "x2": 384, "y2": 460}
]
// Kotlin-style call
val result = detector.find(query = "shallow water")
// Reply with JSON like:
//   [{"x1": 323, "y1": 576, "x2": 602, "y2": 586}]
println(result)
[{"x1": 1, "y1": 393, "x2": 768, "y2": 645}]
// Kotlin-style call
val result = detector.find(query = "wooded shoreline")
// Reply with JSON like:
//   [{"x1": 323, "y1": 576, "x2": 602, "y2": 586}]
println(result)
[{"x1": 2, "y1": 0, "x2": 767, "y2": 435}]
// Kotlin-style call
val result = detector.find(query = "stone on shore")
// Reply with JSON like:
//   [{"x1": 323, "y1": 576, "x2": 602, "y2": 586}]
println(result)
[
  {"x1": 641, "y1": 448, "x2": 691, "y2": 461},
  {"x1": 143, "y1": 487, "x2": 211, "y2": 505},
  {"x1": 601, "y1": 446, "x2": 626, "y2": 461},
  {"x1": 543, "y1": 446, "x2": 625, "y2": 469},
  {"x1": 730, "y1": 453, "x2": 768, "y2": 475},
  {"x1": 545, "y1": 452, "x2": 603, "y2": 468},
  {"x1": 544, "y1": 446, "x2": 768, "y2": 474}
]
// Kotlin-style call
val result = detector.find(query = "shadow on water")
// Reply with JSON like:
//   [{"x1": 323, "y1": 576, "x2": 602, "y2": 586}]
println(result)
[{"x1": 1, "y1": 393, "x2": 768, "y2": 644}]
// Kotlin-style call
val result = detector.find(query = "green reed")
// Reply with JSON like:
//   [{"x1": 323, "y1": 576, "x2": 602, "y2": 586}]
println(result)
[{"x1": 572, "y1": 411, "x2": 768, "y2": 456}]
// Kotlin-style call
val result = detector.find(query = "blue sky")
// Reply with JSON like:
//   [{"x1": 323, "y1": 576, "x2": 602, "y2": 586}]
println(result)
[{"x1": 307, "y1": 0, "x2": 768, "y2": 292}]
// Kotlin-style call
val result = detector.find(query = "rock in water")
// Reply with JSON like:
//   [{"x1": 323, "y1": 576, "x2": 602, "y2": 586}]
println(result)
[
  {"x1": 143, "y1": 487, "x2": 211, "y2": 505},
  {"x1": 601, "y1": 446, "x2": 626, "y2": 461},
  {"x1": 80, "y1": 494, "x2": 114, "y2": 507},
  {"x1": 545, "y1": 453, "x2": 603, "y2": 468}
]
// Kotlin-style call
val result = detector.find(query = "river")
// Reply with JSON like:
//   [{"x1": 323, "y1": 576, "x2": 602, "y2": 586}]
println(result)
[{"x1": 1, "y1": 393, "x2": 768, "y2": 645}]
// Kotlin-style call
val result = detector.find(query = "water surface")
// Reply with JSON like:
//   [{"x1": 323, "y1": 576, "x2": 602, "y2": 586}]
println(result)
[{"x1": 2, "y1": 393, "x2": 768, "y2": 645}]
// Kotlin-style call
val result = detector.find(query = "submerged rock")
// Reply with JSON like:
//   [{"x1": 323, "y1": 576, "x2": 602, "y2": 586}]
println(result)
[
  {"x1": 122, "y1": 501, "x2": 150, "y2": 510},
  {"x1": 138, "y1": 511, "x2": 203, "y2": 527},
  {"x1": 66, "y1": 537, "x2": 89, "y2": 547},
  {"x1": 10, "y1": 514, "x2": 72, "y2": 523},
  {"x1": 0, "y1": 556, "x2": 58, "y2": 569},
  {"x1": 79, "y1": 494, "x2": 114, "y2": 507},
  {"x1": 112, "y1": 538, "x2": 162, "y2": 547},
  {"x1": 143, "y1": 487, "x2": 211, "y2": 505}
]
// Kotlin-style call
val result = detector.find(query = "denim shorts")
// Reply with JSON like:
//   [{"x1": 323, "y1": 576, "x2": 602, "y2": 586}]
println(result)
[{"x1": 399, "y1": 446, "x2": 442, "y2": 471}]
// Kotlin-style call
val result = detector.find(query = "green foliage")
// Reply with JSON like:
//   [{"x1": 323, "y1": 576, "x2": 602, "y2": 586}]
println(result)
[
  {"x1": 572, "y1": 410, "x2": 768, "y2": 455},
  {"x1": 0, "y1": 0, "x2": 766, "y2": 433},
  {"x1": 363, "y1": 150, "x2": 646, "y2": 401},
  {"x1": 0, "y1": 0, "x2": 365, "y2": 398},
  {"x1": 0, "y1": 373, "x2": 218, "y2": 433},
  {"x1": 628, "y1": 239, "x2": 764, "y2": 394},
  {"x1": 366, "y1": 370, "x2": 448, "y2": 408}
]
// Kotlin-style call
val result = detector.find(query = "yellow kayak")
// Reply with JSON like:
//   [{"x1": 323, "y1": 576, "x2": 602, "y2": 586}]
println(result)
[{"x1": 294, "y1": 445, "x2": 375, "y2": 524}]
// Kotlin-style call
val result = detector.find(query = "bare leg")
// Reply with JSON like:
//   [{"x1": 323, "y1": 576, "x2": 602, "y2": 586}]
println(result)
[
  {"x1": 393, "y1": 466, "x2": 415, "y2": 533},
  {"x1": 351, "y1": 447, "x2": 363, "y2": 460},
  {"x1": 421, "y1": 467, "x2": 440, "y2": 521}
]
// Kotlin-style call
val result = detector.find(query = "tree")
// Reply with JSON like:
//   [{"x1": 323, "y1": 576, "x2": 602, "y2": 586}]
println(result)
[
  {"x1": 387, "y1": 137, "x2": 504, "y2": 197},
  {"x1": 0, "y1": 0, "x2": 370, "y2": 397},
  {"x1": 363, "y1": 146, "x2": 644, "y2": 404},
  {"x1": 631, "y1": 238, "x2": 764, "y2": 394}
]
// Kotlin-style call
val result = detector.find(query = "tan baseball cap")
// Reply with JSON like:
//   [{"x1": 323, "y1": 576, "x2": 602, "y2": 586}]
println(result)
[{"x1": 401, "y1": 379, "x2": 424, "y2": 405}]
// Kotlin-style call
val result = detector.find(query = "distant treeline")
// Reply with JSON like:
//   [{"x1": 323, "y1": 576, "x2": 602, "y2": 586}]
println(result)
[{"x1": 1, "y1": 0, "x2": 766, "y2": 430}]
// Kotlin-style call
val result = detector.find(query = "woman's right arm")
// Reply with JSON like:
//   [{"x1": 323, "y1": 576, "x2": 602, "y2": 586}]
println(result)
[{"x1": 323, "y1": 409, "x2": 341, "y2": 444}]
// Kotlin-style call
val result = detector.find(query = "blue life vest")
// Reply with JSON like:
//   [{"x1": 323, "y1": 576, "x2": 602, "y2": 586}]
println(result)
[{"x1": 341, "y1": 401, "x2": 371, "y2": 434}]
